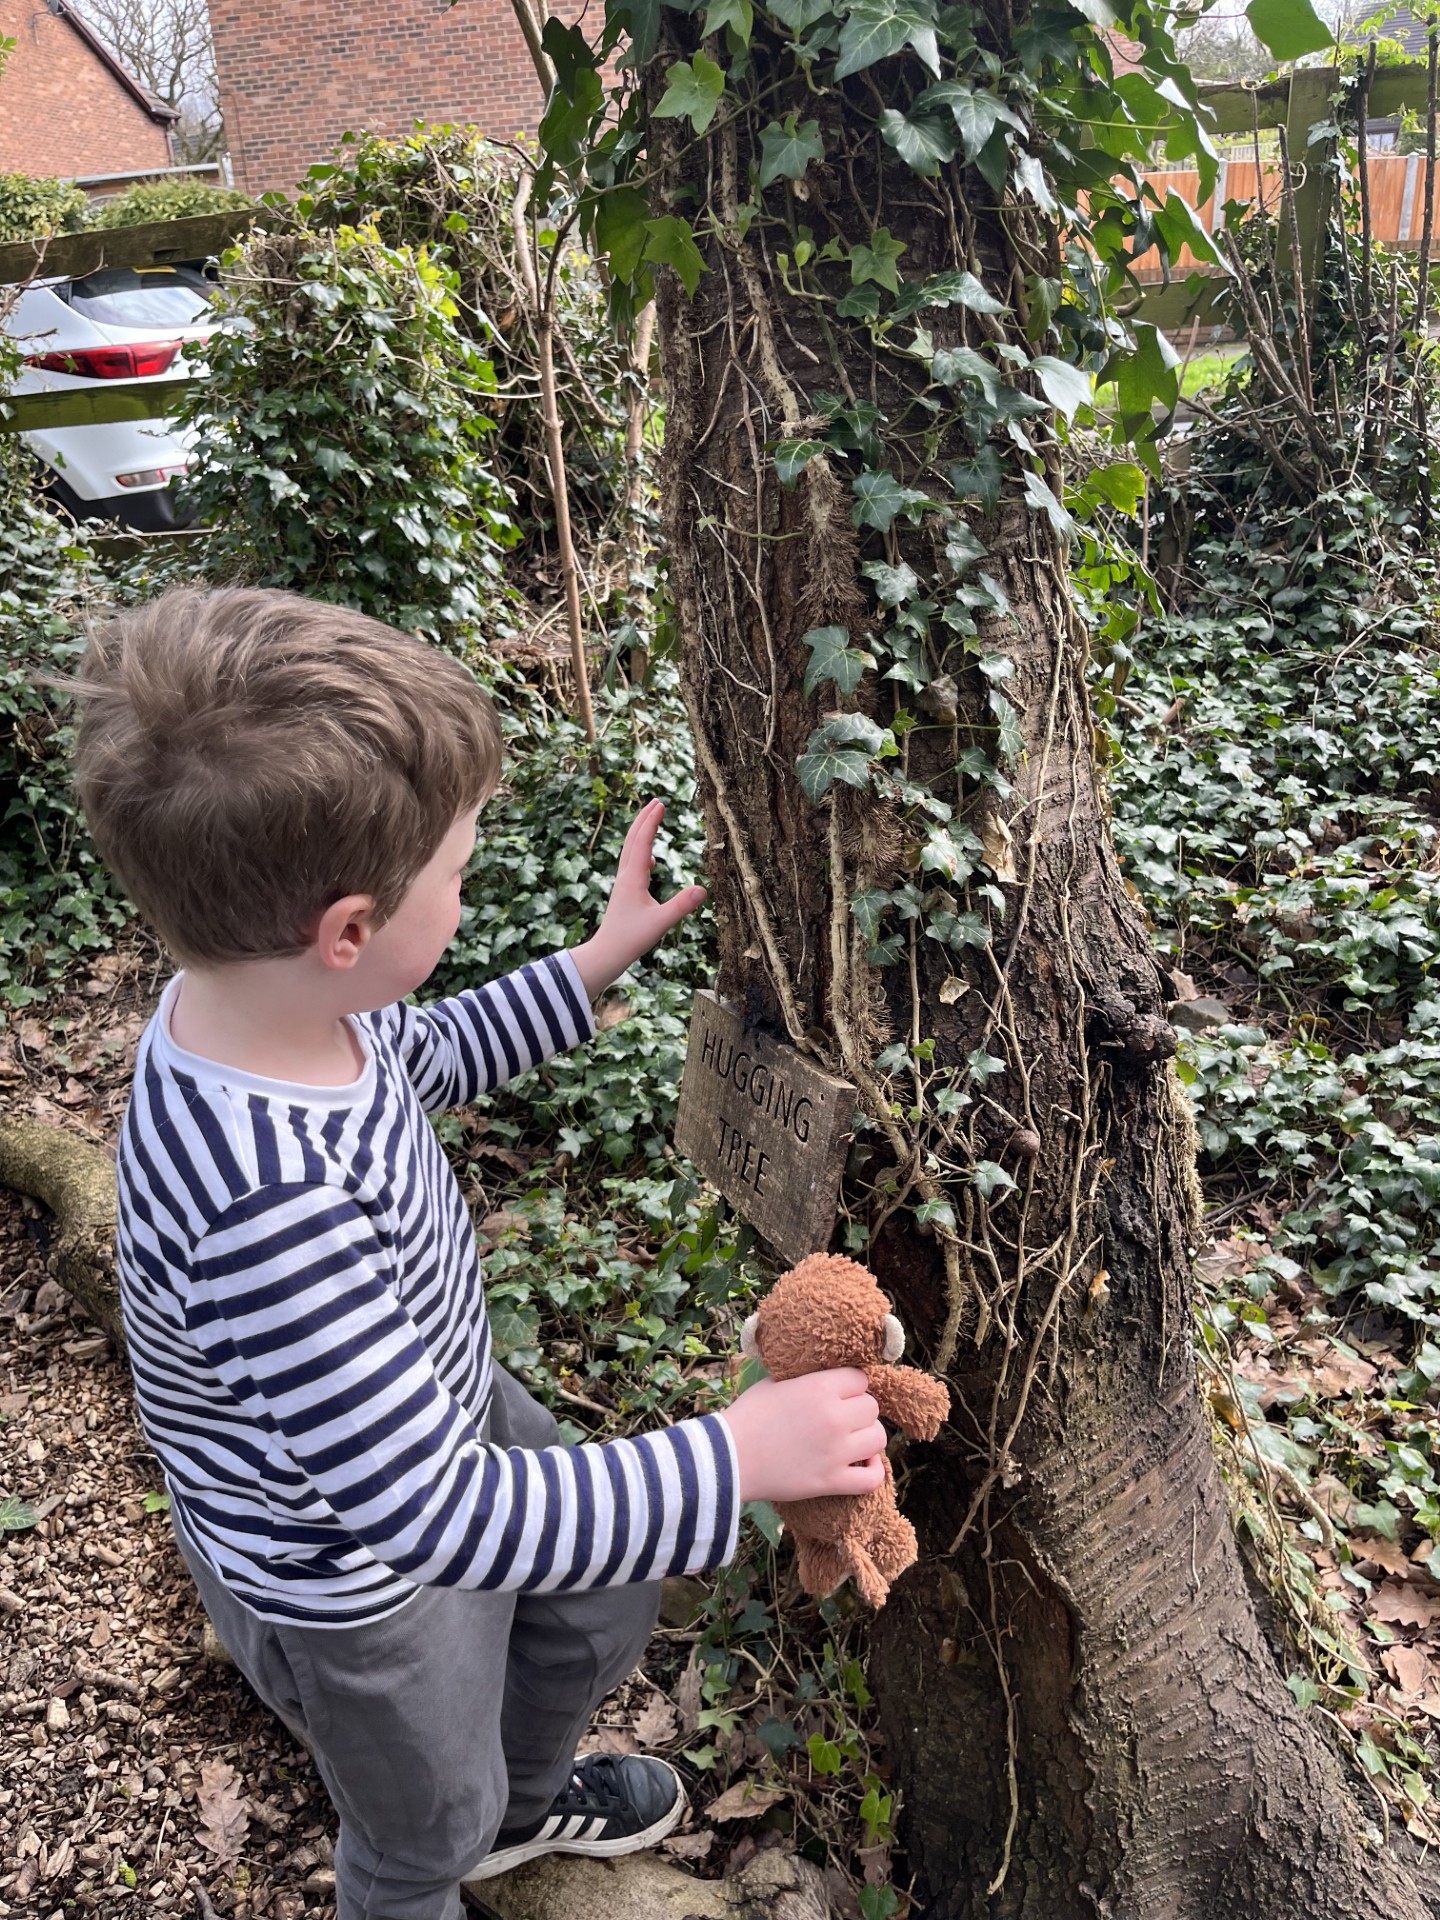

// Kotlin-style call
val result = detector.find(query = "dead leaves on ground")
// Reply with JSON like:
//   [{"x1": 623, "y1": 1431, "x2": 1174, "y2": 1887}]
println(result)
[{"x1": 196, "y1": 1759, "x2": 250, "y2": 1867}]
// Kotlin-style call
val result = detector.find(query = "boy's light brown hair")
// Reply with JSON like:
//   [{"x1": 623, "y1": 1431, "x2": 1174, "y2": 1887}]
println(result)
[{"x1": 72, "y1": 587, "x2": 503, "y2": 966}]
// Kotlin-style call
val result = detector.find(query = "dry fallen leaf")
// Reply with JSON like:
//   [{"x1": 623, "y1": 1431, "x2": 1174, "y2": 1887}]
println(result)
[
  {"x1": 980, "y1": 810, "x2": 1018, "y2": 882},
  {"x1": 476, "y1": 1210, "x2": 529, "y2": 1245},
  {"x1": 707, "y1": 1779, "x2": 788, "y2": 1822},
  {"x1": 1316, "y1": 1357, "x2": 1378, "y2": 1398},
  {"x1": 1351, "y1": 1533, "x2": 1413, "y2": 1578},
  {"x1": 579, "y1": 1727, "x2": 640, "y2": 1756},
  {"x1": 1383, "y1": 1644, "x2": 1433, "y2": 1695},
  {"x1": 675, "y1": 1657, "x2": 703, "y2": 1736},
  {"x1": 1372, "y1": 1582, "x2": 1440, "y2": 1630},
  {"x1": 663, "y1": 1831, "x2": 716, "y2": 1862},
  {"x1": 195, "y1": 1759, "x2": 249, "y2": 1867},
  {"x1": 632, "y1": 1695, "x2": 679, "y2": 1749}
]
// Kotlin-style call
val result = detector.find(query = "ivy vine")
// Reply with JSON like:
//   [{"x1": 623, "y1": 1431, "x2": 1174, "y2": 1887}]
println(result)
[{"x1": 524, "y1": 0, "x2": 1330, "y2": 1337}]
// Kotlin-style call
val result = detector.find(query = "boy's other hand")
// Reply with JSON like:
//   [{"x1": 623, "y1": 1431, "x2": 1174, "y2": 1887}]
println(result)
[
  {"x1": 570, "y1": 800, "x2": 707, "y2": 1001},
  {"x1": 720, "y1": 1370, "x2": 888, "y2": 1505}
]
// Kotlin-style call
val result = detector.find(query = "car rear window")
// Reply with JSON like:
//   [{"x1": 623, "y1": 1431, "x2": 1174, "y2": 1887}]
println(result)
[{"x1": 67, "y1": 267, "x2": 213, "y2": 330}]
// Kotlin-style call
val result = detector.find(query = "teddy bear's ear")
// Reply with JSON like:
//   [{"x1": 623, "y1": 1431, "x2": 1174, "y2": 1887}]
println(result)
[
  {"x1": 740, "y1": 1313, "x2": 761, "y2": 1358},
  {"x1": 882, "y1": 1314, "x2": 905, "y2": 1362}
]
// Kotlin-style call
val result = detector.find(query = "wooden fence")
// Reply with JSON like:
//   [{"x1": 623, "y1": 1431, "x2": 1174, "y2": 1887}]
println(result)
[{"x1": 0, "y1": 211, "x2": 251, "y2": 436}]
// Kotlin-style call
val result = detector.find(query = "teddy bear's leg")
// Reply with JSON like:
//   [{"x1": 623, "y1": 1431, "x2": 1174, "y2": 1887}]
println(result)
[
  {"x1": 845, "y1": 1542, "x2": 893, "y2": 1609},
  {"x1": 794, "y1": 1536, "x2": 850, "y2": 1599},
  {"x1": 872, "y1": 1507, "x2": 919, "y2": 1583}
]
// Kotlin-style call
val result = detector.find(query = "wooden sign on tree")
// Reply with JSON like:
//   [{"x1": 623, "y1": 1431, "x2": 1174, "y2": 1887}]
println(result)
[{"x1": 674, "y1": 991, "x2": 856, "y2": 1263}]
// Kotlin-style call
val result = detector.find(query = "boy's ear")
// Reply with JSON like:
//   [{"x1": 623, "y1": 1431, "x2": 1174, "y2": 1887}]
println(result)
[{"x1": 313, "y1": 894, "x2": 378, "y2": 971}]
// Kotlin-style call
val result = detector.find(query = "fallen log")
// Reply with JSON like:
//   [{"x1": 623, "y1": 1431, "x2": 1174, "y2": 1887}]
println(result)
[
  {"x1": 0, "y1": 1117, "x2": 121, "y2": 1347},
  {"x1": 465, "y1": 1845, "x2": 828, "y2": 1920}
]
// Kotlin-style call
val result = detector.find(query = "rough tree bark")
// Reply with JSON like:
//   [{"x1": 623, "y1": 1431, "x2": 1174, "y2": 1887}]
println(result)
[{"x1": 646, "y1": 19, "x2": 1440, "y2": 1917}]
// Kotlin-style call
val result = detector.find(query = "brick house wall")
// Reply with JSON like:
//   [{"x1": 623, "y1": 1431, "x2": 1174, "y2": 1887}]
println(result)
[
  {"x1": 209, "y1": 0, "x2": 562, "y2": 196},
  {"x1": 0, "y1": 0, "x2": 175, "y2": 178}
]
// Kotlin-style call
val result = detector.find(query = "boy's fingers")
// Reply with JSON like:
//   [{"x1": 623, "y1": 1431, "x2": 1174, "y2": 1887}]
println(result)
[
  {"x1": 822, "y1": 1367, "x2": 873, "y2": 1396},
  {"x1": 657, "y1": 884, "x2": 707, "y2": 928}
]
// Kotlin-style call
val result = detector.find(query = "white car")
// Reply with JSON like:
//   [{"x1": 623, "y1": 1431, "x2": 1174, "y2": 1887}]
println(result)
[{"x1": 3, "y1": 263, "x2": 214, "y2": 530}]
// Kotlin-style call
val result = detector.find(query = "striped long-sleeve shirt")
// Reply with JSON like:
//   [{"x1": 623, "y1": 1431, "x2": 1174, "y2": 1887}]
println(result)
[{"x1": 116, "y1": 951, "x2": 740, "y2": 1626}]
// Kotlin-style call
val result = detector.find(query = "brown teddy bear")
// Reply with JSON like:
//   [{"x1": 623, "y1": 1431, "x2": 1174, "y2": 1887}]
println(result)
[{"x1": 739, "y1": 1253, "x2": 949, "y2": 1608}]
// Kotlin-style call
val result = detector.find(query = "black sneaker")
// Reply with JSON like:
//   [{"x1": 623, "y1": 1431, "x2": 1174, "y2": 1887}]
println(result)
[{"x1": 465, "y1": 1753, "x2": 687, "y2": 1881}]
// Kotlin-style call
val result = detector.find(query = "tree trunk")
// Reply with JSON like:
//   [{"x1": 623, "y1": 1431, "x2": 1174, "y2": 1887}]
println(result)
[{"x1": 647, "y1": 28, "x2": 1439, "y2": 1917}]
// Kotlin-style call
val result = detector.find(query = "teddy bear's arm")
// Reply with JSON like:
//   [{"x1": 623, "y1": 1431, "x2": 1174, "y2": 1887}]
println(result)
[{"x1": 868, "y1": 1364, "x2": 949, "y2": 1441}]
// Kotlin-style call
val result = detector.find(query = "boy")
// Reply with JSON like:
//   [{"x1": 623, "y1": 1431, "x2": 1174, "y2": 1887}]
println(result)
[{"x1": 71, "y1": 587, "x2": 887, "y2": 1920}]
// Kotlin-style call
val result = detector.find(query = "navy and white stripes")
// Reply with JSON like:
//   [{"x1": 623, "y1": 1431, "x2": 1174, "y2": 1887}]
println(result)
[{"x1": 116, "y1": 952, "x2": 740, "y2": 1626}]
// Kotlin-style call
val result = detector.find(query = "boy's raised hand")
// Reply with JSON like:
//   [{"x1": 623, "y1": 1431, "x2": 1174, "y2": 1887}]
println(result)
[
  {"x1": 721, "y1": 1371, "x2": 888, "y2": 1505},
  {"x1": 571, "y1": 800, "x2": 708, "y2": 1001}
]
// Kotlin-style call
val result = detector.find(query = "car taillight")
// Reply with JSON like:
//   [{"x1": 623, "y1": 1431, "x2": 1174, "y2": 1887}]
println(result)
[
  {"x1": 115, "y1": 463, "x2": 187, "y2": 490},
  {"x1": 26, "y1": 340, "x2": 182, "y2": 379}
]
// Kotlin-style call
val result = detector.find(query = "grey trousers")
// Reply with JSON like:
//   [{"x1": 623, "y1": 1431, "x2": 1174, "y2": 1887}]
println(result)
[{"x1": 172, "y1": 1367, "x2": 661, "y2": 1920}]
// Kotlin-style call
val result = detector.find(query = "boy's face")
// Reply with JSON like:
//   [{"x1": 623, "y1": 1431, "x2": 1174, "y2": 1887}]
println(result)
[{"x1": 356, "y1": 806, "x2": 480, "y2": 1007}]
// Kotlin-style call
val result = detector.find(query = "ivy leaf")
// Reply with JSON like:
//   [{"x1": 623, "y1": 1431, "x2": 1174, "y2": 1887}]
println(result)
[
  {"x1": 835, "y1": 0, "x2": 912, "y2": 74},
  {"x1": 796, "y1": 717, "x2": 888, "y2": 798},
  {"x1": 594, "y1": 186, "x2": 652, "y2": 283},
  {"x1": 851, "y1": 469, "x2": 927, "y2": 530},
  {"x1": 767, "y1": 0, "x2": 834, "y2": 26},
  {"x1": 1078, "y1": 459, "x2": 1147, "y2": 512},
  {"x1": 706, "y1": 0, "x2": 755, "y2": 42},
  {"x1": 1246, "y1": 0, "x2": 1331, "y2": 59},
  {"x1": 974, "y1": 125, "x2": 1011, "y2": 195},
  {"x1": 611, "y1": 0, "x2": 663, "y2": 61},
  {"x1": 851, "y1": 886, "x2": 890, "y2": 942},
  {"x1": 1103, "y1": 321, "x2": 1181, "y2": 420},
  {"x1": 540, "y1": 17, "x2": 597, "y2": 90},
  {"x1": 759, "y1": 115, "x2": 826, "y2": 188},
  {"x1": 971, "y1": 1159, "x2": 1016, "y2": 1200},
  {"x1": 823, "y1": 713, "x2": 892, "y2": 753},
  {"x1": 863, "y1": 559, "x2": 919, "y2": 605},
  {"x1": 1153, "y1": 190, "x2": 1225, "y2": 272},
  {"x1": 949, "y1": 447, "x2": 1003, "y2": 511},
  {"x1": 1013, "y1": 150, "x2": 1057, "y2": 214},
  {"x1": 1029, "y1": 354, "x2": 1092, "y2": 422},
  {"x1": 0, "y1": 1496, "x2": 36, "y2": 1532},
  {"x1": 775, "y1": 438, "x2": 827, "y2": 485},
  {"x1": 915, "y1": 82, "x2": 1025, "y2": 161},
  {"x1": 850, "y1": 226, "x2": 907, "y2": 292},
  {"x1": 796, "y1": 744, "x2": 868, "y2": 800},
  {"x1": 916, "y1": 1195, "x2": 958, "y2": 1230},
  {"x1": 1067, "y1": 0, "x2": 1118, "y2": 23},
  {"x1": 932, "y1": 345, "x2": 1000, "y2": 401},
  {"x1": 803, "y1": 624, "x2": 875, "y2": 696},
  {"x1": 538, "y1": 64, "x2": 604, "y2": 170},
  {"x1": 653, "y1": 50, "x2": 726, "y2": 132},
  {"x1": 944, "y1": 517, "x2": 988, "y2": 569},
  {"x1": 836, "y1": 283, "x2": 883, "y2": 320},
  {"x1": 892, "y1": 269, "x2": 1007, "y2": 317},
  {"x1": 920, "y1": 825, "x2": 981, "y2": 883},
  {"x1": 990, "y1": 688, "x2": 1025, "y2": 761},
  {"x1": 966, "y1": 1047, "x2": 1007, "y2": 1083},
  {"x1": 880, "y1": 107, "x2": 958, "y2": 176},
  {"x1": 926, "y1": 908, "x2": 990, "y2": 951},
  {"x1": 489, "y1": 1300, "x2": 542, "y2": 1356},
  {"x1": 643, "y1": 217, "x2": 705, "y2": 296},
  {"x1": 1022, "y1": 468, "x2": 1075, "y2": 535}
]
